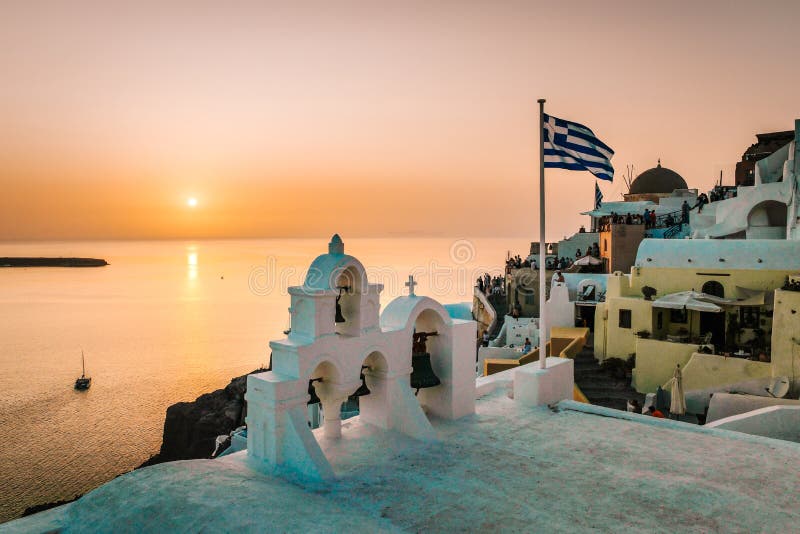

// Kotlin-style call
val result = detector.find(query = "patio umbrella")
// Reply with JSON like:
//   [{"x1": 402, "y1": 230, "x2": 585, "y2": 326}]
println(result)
[
  {"x1": 573, "y1": 255, "x2": 602, "y2": 266},
  {"x1": 667, "y1": 364, "x2": 686, "y2": 417},
  {"x1": 651, "y1": 290, "x2": 727, "y2": 312},
  {"x1": 653, "y1": 290, "x2": 731, "y2": 341}
]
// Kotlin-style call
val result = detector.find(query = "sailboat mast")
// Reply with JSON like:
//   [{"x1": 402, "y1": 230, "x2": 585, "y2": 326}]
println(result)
[{"x1": 82, "y1": 350, "x2": 85, "y2": 377}]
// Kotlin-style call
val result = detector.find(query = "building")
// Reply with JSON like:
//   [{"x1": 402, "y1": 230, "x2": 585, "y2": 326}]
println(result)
[
  {"x1": 246, "y1": 235, "x2": 476, "y2": 479},
  {"x1": 692, "y1": 120, "x2": 800, "y2": 240},
  {"x1": 597, "y1": 220, "x2": 645, "y2": 274},
  {"x1": 500, "y1": 161, "x2": 701, "y2": 332},
  {"x1": 528, "y1": 241, "x2": 559, "y2": 263},
  {"x1": 560, "y1": 162, "x2": 697, "y2": 275},
  {"x1": 593, "y1": 239, "x2": 800, "y2": 407},
  {"x1": 735, "y1": 130, "x2": 795, "y2": 186},
  {"x1": 556, "y1": 229, "x2": 598, "y2": 264},
  {"x1": 503, "y1": 267, "x2": 542, "y2": 318}
]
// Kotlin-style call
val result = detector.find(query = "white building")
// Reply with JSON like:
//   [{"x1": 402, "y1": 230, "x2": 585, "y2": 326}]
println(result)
[
  {"x1": 245, "y1": 235, "x2": 477, "y2": 480},
  {"x1": 692, "y1": 120, "x2": 800, "y2": 240}
]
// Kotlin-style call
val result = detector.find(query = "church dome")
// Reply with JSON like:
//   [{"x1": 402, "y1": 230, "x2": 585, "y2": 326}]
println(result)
[
  {"x1": 303, "y1": 234, "x2": 367, "y2": 291},
  {"x1": 629, "y1": 160, "x2": 687, "y2": 195}
]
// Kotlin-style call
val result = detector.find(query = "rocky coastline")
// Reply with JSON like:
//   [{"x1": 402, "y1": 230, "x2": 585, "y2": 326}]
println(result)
[{"x1": 140, "y1": 368, "x2": 265, "y2": 466}]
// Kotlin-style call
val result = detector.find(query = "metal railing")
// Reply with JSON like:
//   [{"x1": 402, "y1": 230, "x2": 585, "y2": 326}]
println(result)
[
  {"x1": 598, "y1": 207, "x2": 691, "y2": 232},
  {"x1": 662, "y1": 223, "x2": 685, "y2": 239},
  {"x1": 653, "y1": 209, "x2": 683, "y2": 228}
]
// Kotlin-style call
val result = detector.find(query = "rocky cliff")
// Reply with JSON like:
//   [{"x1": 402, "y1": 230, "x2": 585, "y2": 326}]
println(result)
[{"x1": 142, "y1": 368, "x2": 265, "y2": 466}]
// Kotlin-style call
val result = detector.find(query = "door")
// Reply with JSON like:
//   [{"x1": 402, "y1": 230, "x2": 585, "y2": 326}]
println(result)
[{"x1": 699, "y1": 311, "x2": 725, "y2": 349}]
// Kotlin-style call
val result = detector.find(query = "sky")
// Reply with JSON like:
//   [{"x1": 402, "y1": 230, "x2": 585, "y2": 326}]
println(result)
[{"x1": 1, "y1": 0, "x2": 799, "y2": 241}]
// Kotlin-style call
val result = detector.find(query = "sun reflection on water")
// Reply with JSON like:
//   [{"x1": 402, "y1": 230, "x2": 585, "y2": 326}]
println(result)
[{"x1": 187, "y1": 248, "x2": 198, "y2": 280}]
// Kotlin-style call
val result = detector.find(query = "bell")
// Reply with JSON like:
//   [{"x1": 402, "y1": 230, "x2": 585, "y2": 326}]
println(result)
[
  {"x1": 352, "y1": 372, "x2": 371, "y2": 397},
  {"x1": 410, "y1": 352, "x2": 441, "y2": 394},
  {"x1": 335, "y1": 300, "x2": 346, "y2": 323},
  {"x1": 308, "y1": 378, "x2": 321, "y2": 405}
]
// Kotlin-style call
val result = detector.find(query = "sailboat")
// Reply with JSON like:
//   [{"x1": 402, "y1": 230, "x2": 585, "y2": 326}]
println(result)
[{"x1": 74, "y1": 350, "x2": 91, "y2": 390}]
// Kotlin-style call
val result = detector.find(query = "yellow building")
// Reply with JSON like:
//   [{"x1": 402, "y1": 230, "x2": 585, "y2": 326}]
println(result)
[
  {"x1": 594, "y1": 239, "x2": 800, "y2": 396},
  {"x1": 598, "y1": 222, "x2": 645, "y2": 275}
]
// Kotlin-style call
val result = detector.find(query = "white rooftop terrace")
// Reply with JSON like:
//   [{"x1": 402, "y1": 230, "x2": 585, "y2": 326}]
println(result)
[
  {"x1": 635, "y1": 238, "x2": 800, "y2": 271},
  {"x1": 7, "y1": 390, "x2": 800, "y2": 533}
]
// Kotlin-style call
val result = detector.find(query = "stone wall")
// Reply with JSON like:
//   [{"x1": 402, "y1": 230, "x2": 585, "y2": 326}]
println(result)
[
  {"x1": 770, "y1": 288, "x2": 800, "y2": 396},
  {"x1": 557, "y1": 231, "x2": 599, "y2": 262},
  {"x1": 631, "y1": 339, "x2": 698, "y2": 393}
]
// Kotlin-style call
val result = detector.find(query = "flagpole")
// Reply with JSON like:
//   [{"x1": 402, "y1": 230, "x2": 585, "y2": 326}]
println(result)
[{"x1": 538, "y1": 98, "x2": 547, "y2": 370}]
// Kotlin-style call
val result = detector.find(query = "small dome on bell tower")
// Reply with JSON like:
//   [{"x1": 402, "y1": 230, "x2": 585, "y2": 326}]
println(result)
[{"x1": 328, "y1": 234, "x2": 344, "y2": 255}]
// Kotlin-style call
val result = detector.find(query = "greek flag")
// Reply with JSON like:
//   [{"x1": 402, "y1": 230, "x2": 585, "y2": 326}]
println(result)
[
  {"x1": 595, "y1": 181, "x2": 603, "y2": 209},
  {"x1": 543, "y1": 113, "x2": 614, "y2": 182}
]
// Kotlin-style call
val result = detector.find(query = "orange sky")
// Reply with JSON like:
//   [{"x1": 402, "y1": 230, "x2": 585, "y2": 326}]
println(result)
[{"x1": 1, "y1": 0, "x2": 799, "y2": 241}]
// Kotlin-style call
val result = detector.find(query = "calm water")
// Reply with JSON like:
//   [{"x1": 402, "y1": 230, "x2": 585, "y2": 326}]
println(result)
[{"x1": 0, "y1": 237, "x2": 526, "y2": 522}]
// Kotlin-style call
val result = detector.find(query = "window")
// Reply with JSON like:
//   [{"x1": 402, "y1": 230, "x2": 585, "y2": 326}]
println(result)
[
  {"x1": 702, "y1": 280, "x2": 725, "y2": 298},
  {"x1": 604, "y1": 239, "x2": 608, "y2": 252},
  {"x1": 581, "y1": 285, "x2": 595, "y2": 301},
  {"x1": 670, "y1": 309, "x2": 688, "y2": 324},
  {"x1": 619, "y1": 309, "x2": 632, "y2": 329},
  {"x1": 657, "y1": 311, "x2": 663, "y2": 330}
]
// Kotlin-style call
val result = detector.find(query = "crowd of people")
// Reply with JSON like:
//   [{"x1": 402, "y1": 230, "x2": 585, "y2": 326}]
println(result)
[
  {"x1": 599, "y1": 207, "x2": 678, "y2": 230},
  {"x1": 709, "y1": 187, "x2": 736, "y2": 202},
  {"x1": 505, "y1": 255, "x2": 531, "y2": 270},
  {"x1": 599, "y1": 203, "x2": 688, "y2": 231},
  {"x1": 689, "y1": 188, "x2": 735, "y2": 215},
  {"x1": 476, "y1": 272, "x2": 505, "y2": 296},
  {"x1": 503, "y1": 242, "x2": 602, "y2": 274},
  {"x1": 599, "y1": 191, "x2": 736, "y2": 232},
  {"x1": 600, "y1": 211, "x2": 654, "y2": 228}
]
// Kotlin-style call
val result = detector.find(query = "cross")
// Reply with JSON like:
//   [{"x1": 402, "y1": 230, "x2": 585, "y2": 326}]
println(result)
[{"x1": 405, "y1": 275, "x2": 417, "y2": 297}]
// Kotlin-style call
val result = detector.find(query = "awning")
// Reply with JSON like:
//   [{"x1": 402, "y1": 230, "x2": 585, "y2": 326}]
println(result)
[
  {"x1": 580, "y1": 201, "x2": 658, "y2": 218},
  {"x1": 734, "y1": 287, "x2": 768, "y2": 307}
]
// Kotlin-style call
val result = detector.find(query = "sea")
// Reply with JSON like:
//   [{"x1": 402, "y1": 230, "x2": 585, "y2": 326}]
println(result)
[{"x1": 0, "y1": 236, "x2": 528, "y2": 523}]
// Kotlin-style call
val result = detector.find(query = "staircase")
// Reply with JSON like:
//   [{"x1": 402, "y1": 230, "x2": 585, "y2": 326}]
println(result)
[
  {"x1": 573, "y1": 343, "x2": 644, "y2": 411},
  {"x1": 487, "y1": 294, "x2": 507, "y2": 340}
]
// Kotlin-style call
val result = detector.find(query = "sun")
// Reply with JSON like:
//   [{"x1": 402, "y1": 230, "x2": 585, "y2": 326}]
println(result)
[{"x1": 187, "y1": 197, "x2": 198, "y2": 208}]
